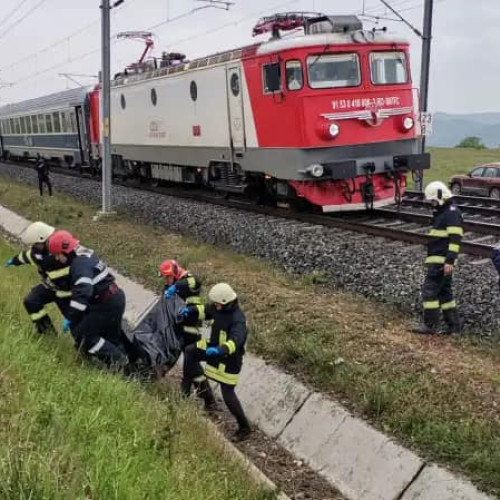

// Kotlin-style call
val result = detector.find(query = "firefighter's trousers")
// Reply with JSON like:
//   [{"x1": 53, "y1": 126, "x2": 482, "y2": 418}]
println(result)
[
  {"x1": 23, "y1": 284, "x2": 71, "y2": 334},
  {"x1": 422, "y1": 264, "x2": 460, "y2": 331},
  {"x1": 71, "y1": 288, "x2": 129, "y2": 366},
  {"x1": 184, "y1": 344, "x2": 250, "y2": 430}
]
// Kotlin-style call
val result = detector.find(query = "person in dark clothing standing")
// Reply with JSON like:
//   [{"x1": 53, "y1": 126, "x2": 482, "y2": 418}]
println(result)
[
  {"x1": 413, "y1": 181, "x2": 463, "y2": 335},
  {"x1": 181, "y1": 283, "x2": 251, "y2": 441},
  {"x1": 158, "y1": 259, "x2": 215, "y2": 407},
  {"x1": 47, "y1": 230, "x2": 130, "y2": 368},
  {"x1": 35, "y1": 154, "x2": 52, "y2": 196},
  {"x1": 5, "y1": 221, "x2": 71, "y2": 333}
]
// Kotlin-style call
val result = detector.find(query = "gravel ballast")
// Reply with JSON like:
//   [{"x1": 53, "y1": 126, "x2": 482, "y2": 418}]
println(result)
[{"x1": 1, "y1": 163, "x2": 498, "y2": 336}]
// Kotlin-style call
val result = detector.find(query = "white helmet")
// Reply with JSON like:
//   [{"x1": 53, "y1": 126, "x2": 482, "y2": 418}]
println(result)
[
  {"x1": 208, "y1": 283, "x2": 237, "y2": 304},
  {"x1": 424, "y1": 181, "x2": 452, "y2": 206},
  {"x1": 21, "y1": 221, "x2": 55, "y2": 245}
]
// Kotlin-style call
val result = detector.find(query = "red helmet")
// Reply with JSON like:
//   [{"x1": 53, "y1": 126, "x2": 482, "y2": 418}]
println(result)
[
  {"x1": 48, "y1": 230, "x2": 79, "y2": 255},
  {"x1": 158, "y1": 259, "x2": 185, "y2": 280}
]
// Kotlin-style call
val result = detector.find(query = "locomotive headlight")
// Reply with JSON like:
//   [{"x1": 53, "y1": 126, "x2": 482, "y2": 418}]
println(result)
[
  {"x1": 403, "y1": 117, "x2": 414, "y2": 131},
  {"x1": 328, "y1": 123, "x2": 340, "y2": 138},
  {"x1": 307, "y1": 164, "x2": 324, "y2": 178}
]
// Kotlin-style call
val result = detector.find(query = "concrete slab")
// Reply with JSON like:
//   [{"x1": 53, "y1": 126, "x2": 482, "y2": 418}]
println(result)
[
  {"x1": 281, "y1": 391, "x2": 423, "y2": 500},
  {"x1": 0, "y1": 205, "x2": 30, "y2": 238},
  {"x1": 236, "y1": 355, "x2": 311, "y2": 438},
  {"x1": 401, "y1": 465, "x2": 495, "y2": 500}
]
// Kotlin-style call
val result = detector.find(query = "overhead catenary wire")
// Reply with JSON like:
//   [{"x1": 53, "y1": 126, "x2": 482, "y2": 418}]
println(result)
[
  {"x1": 0, "y1": 0, "x2": 32, "y2": 30},
  {"x1": 0, "y1": 0, "x2": 49, "y2": 42}
]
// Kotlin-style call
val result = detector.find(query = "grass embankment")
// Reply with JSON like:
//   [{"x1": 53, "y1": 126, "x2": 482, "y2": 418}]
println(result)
[
  {"x1": 0, "y1": 173, "x2": 500, "y2": 496},
  {"x1": 0, "y1": 238, "x2": 273, "y2": 500},
  {"x1": 409, "y1": 146, "x2": 500, "y2": 187}
]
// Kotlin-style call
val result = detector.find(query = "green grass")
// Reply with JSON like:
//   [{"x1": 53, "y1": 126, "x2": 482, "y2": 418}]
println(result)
[
  {"x1": 0, "y1": 165, "x2": 500, "y2": 495},
  {"x1": 0, "y1": 238, "x2": 274, "y2": 500},
  {"x1": 409, "y1": 147, "x2": 500, "y2": 188}
]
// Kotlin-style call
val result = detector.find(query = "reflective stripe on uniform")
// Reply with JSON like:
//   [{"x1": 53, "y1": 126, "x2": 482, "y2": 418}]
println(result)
[
  {"x1": 186, "y1": 296, "x2": 201, "y2": 305},
  {"x1": 193, "y1": 374, "x2": 207, "y2": 383},
  {"x1": 92, "y1": 268, "x2": 110, "y2": 285},
  {"x1": 441, "y1": 300, "x2": 457, "y2": 310},
  {"x1": 183, "y1": 325, "x2": 202, "y2": 335},
  {"x1": 447, "y1": 226, "x2": 464, "y2": 236},
  {"x1": 17, "y1": 251, "x2": 26, "y2": 264},
  {"x1": 26, "y1": 250, "x2": 35, "y2": 265},
  {"x1": 187, "y1": 276, "x2": 196, "y2": 290},
  {"x1": 196, "y1": 339, "x2": 208, "y2": 350},
  {"x1": 423, "y1": 300, "x2": 440, "y2": 310},
  {"x1": 30, "y1": 309, "x2": 48, "y2": 321},
  {"x1": 55, "y1": 290, "x2": 72, "y2": 298},
  {"x1": 223, "y1": 340, "x2": 237, "y2": 355},
  {"x1": 88, "y1": 337, "x2": 105, "y2": 354},
  {"x1": 196, "y1": 305, "x2": 205, "y2": 321},
  {"x1": 448, "y1": 243, "x2": 460, "y2": 253},
  {"x1": 75, "y1": 277, "x2": 93, "y2": 286},
  {"x1": 47, "y1": 267, "x2": 70, "y2": 280},
  {"x1": 429, "y1": 229, "x2": 448, "y2": 237},
  {"x1": 70, "y1": 300, "x2": 87, "y2": 311},
  {"x1": 205, "y1": 364, "x2": 239, "y2": 386},
  {"x1": 425, "y1": 255, "x2": 446, "y2": 264}
]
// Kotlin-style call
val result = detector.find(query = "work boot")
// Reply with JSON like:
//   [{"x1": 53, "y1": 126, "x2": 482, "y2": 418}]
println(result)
[
  {"x1": 412, "y1": 309, "x2": 439, "y2": 335},
  {"x1": 233, "y1": 425, "x2": 252, "y2": 442},
  {"x1": 196, "y1": 380, "x2": 217, "y2": 410},
  {"x1": 442, "y1": 308, "x2": 462, "y2": 335},
  {"x1": 34, "y1": 315, "x2": 56, "y2": 335},
  {"x1": 411, "y1": 324, "x2": 438, "y2": 335},
  {"x1": 92, "y1": 339, "x2": 130, "y2": 371}
]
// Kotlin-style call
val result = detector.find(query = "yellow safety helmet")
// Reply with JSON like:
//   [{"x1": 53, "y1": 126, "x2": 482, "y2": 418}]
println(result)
[
  {"x1": 21, "y1": 221, "x2": 55, "y2": 245},
  {"x1": 424, "y1": 181, "x2": 452, "y2": 206},
  {"x1": 208, "y1": 283, "x2": 237, "y2": 304}
]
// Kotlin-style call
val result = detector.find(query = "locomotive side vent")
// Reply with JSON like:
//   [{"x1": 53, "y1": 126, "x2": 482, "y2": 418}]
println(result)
[{"x1": 305, "y1": 15, "x2": 363, "y2": 35}]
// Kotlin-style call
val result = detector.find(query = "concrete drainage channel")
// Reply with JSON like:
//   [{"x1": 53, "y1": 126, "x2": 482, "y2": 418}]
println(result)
[{"x1": 0, "y1": 203, "x2": 495, "y2": 500}]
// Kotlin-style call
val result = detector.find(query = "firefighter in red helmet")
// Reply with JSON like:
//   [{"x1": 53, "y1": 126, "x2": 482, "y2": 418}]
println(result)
[
  {"x1": 47, "y1": 230, "x2": 130, "y2": 368},
  {"x1": 158, "y1": 259, "x2": 216, "y2": 408}
]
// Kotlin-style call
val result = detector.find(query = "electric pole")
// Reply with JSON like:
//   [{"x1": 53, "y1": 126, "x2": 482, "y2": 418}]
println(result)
[
  {"x1": 100, "y1": 0, "x2": 113, "y2": 214},
  {"x1": 415, "y1": 0, "x2": 434, "y2": 192}
]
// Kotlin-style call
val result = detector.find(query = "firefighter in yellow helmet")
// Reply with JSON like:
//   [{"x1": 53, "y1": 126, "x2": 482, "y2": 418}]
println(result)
[
  {"x1": 180, "y1": 283, "x2": 251, "y2": 441},
  {"x1": 4, "y1": 221, "x2": 72, "y2": 334},
  {"x1": 412, "y1": 181, "x2": 463, "y2": 335}
]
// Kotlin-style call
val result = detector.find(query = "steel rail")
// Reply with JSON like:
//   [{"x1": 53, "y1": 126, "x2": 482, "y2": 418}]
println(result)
[{"x1": 0, "y1": 161, "x2": 495, "y2": 258}]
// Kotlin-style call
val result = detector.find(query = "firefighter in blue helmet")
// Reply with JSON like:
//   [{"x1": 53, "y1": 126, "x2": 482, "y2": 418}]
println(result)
[
  {"x1": 47, "y1": 230, "x2": 130, "y2": 368},
  {"x1": 181, "y1": 283, "x2": 251, "y2": 441},
  {"x1": 413, "y1": 181, "x2": 463, "y2": 335},
  {"x1": 5, "y1": 221, "x2": 72, "y2": 334}
]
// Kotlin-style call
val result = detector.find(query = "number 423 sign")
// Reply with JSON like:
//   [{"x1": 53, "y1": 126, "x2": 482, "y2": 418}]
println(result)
[{"x1": 420, "y1": 112, "x2": 433, "y2": 136}]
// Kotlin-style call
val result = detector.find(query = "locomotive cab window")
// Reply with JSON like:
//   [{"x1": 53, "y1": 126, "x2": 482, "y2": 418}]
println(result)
[
  {"x1": 262, "y1": 62, "x2": 281, "y2": 93},
  {"x1": 370, "y1": 51, "x2": 408, "y2": 85},
  {"x1": 307, "y1": 53, "x2": 360, "y2": 89},
  {"x1": 286, "y1": 60, "x2": 303, "y2": 91}
]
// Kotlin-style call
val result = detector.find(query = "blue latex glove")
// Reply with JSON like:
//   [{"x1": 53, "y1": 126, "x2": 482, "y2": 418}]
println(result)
[
  {"x1": 206, "y1": 346, "x2": 222, "y2": 357},
  {"x1": 164, "y1": 285, "x2": 177, "y2": 299},
  {"x1": 179, "y1": 306, "x2": 190, "y2": 318},
  {"x1": 4, "y1": 258, "x2": 14, "y2": 267},
  {"x1": 62, "y1": 318, "x2": 71, "y2": 333}
]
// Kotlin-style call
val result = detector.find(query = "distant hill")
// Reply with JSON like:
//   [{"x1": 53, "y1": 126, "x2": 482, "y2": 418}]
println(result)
[{"x1": 427, "y1": 112, "x2": 500, "y2": 148}]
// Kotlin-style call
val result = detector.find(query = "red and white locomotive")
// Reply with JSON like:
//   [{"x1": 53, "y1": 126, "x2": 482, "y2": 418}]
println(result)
[{"x1": 0, "y1": 13, "x2": 430, "y2": 211}]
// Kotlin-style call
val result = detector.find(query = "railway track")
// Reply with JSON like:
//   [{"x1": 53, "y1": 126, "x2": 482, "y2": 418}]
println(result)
[{"x1": 1, "y1": 161, "x2": 497, "y2": 259}]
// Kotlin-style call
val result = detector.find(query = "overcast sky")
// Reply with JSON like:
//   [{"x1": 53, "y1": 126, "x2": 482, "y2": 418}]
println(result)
[{"x1": 0, "y1": 0, "x2": 498, "y2": 114}]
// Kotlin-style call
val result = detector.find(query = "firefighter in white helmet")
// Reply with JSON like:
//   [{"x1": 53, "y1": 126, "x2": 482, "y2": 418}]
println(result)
[
  {"x1": 180, "y1": 283, "x2": 251, "y2": 441},
  {"x1": 4, "y1": 221, "x2": 72, "y2": 334},
  {"x1": 412, "y1": 181, "x2": 463, "y2": 334}
]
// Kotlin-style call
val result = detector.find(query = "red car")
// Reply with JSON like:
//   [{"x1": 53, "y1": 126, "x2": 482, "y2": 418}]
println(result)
[{"x1": 449, "y1": 163, "x2": 500, "y2": 198}]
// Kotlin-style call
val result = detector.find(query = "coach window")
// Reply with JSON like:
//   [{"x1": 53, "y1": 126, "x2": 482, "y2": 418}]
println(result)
[
  {"x1": 285, "y1": 60, "x2": 303, "y2": 91},
  {"x1": 262, "y1": 62, "x2": 281, "y2": 94},
  {"x1": 52, "y1": 112, "x2": 61, "y2": 133},
  {"x1": 20, "y1": 117, "x2": 27, "y2": 135},
  {"x1": 370, "y1": 51, "x2": 408, "y2": 85},
  {"x1": 307, "y1": 53, "x2": 361, "y2": 89},
  {"x1": 9, "y1": 118, "x2": 14, "y2": 134},
  {"x1": 45, "y1": 114, "x2": 53, "y2": 134},
  {"x1": 38, "y1": 114, "x2": 46, "y2": 134},
  {"x1": 69, "y1": 110, "x2": 77, "y2": 133},
  {"x1": 31, "y1": 115, "x2": 39, "y2": 134},
  {"x1": 151, "y1": 88, "x2": 158, "y2": 106},
  {"x1": 26, "y1": 115, "x2": 32, "y2": 134}
]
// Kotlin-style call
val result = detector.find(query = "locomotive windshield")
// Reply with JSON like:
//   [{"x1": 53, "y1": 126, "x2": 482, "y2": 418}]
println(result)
[
  {"x1": 370, "y1": 51, "x2": 408, "y2": 85},
  {"x1": 307, "y1": 53, "x2": 360, "y2": 89}
]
